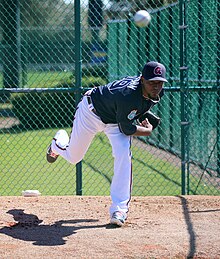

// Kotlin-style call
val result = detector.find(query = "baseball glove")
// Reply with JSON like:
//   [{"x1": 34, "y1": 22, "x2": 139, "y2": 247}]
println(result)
[{"x1": 138, "y1": 111, "x2": 161, "y2": 130}]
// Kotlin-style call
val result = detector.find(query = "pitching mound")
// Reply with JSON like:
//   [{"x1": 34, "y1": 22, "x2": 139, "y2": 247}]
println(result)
[{"x1": 0, "y1": 196, "x2": 219, "y2": 258}]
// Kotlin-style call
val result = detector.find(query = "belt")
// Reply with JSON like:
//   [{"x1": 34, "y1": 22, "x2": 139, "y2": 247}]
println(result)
[{"x1": 86, "y1": 95, "x2": 98, "y2": 116}]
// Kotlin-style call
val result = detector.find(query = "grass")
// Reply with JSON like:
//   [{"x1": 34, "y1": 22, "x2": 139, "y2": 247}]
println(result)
[
  {"x1": 0, "y1": 129, "x2": 180, "y2": 196},
  {"x1": 0, "y1": 70, "x2": 218, "y2": 196},
  {"x1": 0, "y1": 71, "x2": 73, "y2": 89},
  {"x1": 0, "y1": 70, "x2": 107, "y2": 90},
  {"x1": 0, "y1": 128, "x2": 75, "y2": 195},
  {"x1": 26, "y1": 71, "x2": 73, "y2": 88},
  {"x1": 1, "y1": 129, "x2": 218, "y2": 196}
]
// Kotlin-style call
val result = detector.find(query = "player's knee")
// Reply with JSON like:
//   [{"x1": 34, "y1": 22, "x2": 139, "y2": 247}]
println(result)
[
  {"x1": 67, "y1": 153, "x2": 82, "y2": 165},
  {"x1": 68, "y1": 158, "x2": 76, "y2": 165}
]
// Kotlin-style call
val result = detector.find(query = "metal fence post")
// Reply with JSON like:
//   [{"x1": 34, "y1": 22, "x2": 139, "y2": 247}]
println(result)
[
  {"x1": 217, "y1": 0, "x2": 220, "y2": 178},
  {"x1": 2, "y1": 0, "x2": 21, "y2": 89},
  {"x1": 179, "y1": 0, "x2": 189, "y2": 195},
  {"x1": 75, "y1": 0, "x2": 83, "y2": 195}
]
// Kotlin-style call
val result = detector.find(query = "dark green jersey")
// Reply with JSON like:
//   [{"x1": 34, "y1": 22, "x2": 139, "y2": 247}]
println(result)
[{"x1": 91, "y1": 76, "x2": 164, "y2": 135}]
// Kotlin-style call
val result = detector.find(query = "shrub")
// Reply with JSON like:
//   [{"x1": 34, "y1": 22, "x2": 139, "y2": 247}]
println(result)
[
  {"x1": 12, "y1": 92, "x2": 75, "y2": 129},
  {"x1": 12, "y1": 76, "x2": 107, "y2": 129}
]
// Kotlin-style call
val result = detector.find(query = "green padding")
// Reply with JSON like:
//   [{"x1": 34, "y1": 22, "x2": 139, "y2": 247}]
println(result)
[
  {"x1": 108, "y1": 22, "x2": 119, "y2": 81},
  {"x1": 118, "y1": 22, "x2": 129, "y2": 78}
]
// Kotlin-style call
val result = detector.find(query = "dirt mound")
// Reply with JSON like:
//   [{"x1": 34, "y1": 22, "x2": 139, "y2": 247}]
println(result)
[{"x1": 0, "y1": 196, "x2": 219, "y2": 258}]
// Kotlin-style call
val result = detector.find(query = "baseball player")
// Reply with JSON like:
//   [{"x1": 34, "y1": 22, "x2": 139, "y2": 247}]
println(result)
[{"x1": 46, "y1": 61, "x2": 168, "y2": 227}]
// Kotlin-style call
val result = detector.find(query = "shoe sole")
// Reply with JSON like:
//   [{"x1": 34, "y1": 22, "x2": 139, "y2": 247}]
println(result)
[
  {"x1": 46, "y1": 145, "x2": 59, "y2": 163},
  {"x1": 46, "y1": 153, "x2": 58, "y2": 163}
]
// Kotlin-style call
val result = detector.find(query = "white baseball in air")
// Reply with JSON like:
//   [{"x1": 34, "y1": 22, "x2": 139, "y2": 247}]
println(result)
[{"x1": 133, "y1": 10, "x2": 151, "y2": 28}]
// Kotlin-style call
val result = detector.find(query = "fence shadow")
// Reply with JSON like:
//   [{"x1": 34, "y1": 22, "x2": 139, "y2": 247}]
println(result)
[{"x1": 177, "y1": 196, "x2": 196, "y2": 258}]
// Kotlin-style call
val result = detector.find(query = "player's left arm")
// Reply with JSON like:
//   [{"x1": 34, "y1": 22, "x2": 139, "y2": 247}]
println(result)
[
  {"x1": 117, "y1": 112, "x2": 154, "y2": 137},
  {"x1": 116, "y1": 94, "x2": 159, "y2": 136},
  {"x1": 132, "y1": 111, "x2": 161, "y2": 136},
  {"x1": 137, "y1": 111, "x2": 161, "y2": 130}
]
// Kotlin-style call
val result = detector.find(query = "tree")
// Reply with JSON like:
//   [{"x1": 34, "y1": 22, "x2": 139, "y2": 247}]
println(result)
[{"x1": 20, "y1": 0, "x2": 73, "y2": 27}]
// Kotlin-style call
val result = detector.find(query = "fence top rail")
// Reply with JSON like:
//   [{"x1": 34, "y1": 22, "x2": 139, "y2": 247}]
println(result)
[
  {"x1": 0, "y1": 87, "x2": 81, "y2": 94},
  {"x1": 170, "y1": 77, "x2": 220, "y2": 84},
  {"x1": 0, "y1": 86, "x2": 219, "y2": 94}
]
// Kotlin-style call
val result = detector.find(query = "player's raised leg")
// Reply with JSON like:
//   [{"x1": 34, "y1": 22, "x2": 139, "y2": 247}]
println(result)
[{"x1": 46, "y1": 96, "x2": 104, "y2": 164}]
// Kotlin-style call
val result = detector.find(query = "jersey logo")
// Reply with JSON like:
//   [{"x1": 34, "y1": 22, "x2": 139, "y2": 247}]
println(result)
[{"x1": 127, "y1": 110, "x2": 137, "y2": 120}]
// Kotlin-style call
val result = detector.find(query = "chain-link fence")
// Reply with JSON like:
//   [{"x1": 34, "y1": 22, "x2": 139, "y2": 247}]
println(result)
[{"x1": 0, "y1": 0, "x2": 219, "y2": 196}]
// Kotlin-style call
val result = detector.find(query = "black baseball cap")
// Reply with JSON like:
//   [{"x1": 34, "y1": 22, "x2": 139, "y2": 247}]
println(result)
[{"x1": 142, "y1": 61, "x2": 168, "y2": 82}]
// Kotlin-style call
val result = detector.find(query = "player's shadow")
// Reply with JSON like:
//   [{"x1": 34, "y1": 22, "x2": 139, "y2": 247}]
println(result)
[{"x1": 0, "y1": 209, "x2": 108, "y2": 246}]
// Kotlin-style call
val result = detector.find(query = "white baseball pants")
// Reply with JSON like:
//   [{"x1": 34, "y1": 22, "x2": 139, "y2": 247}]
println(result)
[{"x1": 51, "y1": 95, "x2": 133, "y2": 216}]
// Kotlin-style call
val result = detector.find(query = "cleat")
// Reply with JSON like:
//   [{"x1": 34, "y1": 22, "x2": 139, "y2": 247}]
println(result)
[
  {"x1": 110, "y1": 211, "x2": 127, "y2": 227},
  {"x1": 54, "y1": 130, "x2": 69, "y2": 148},
  {"x1": 46, "y1": 130, "x2": 69, "y2": 163},
  {"x1": 46, "y1": 144, "x2": 59, "y2": 163}
]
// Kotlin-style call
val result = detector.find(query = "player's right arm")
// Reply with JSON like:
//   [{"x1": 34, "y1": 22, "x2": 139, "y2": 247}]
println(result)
[{"x1": 117, "y1": 108, "x2": 154, "y2": 137}]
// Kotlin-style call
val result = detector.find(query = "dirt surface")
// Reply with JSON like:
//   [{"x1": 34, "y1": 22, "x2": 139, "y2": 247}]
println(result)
[{"x1": 0, "y1": 196, "x2": 220, "y2": 259}]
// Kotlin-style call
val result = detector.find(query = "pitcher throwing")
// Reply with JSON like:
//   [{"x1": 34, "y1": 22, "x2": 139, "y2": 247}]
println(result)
[{"x1": 46, "y1": 61, "x2": 168, "y2": 227}]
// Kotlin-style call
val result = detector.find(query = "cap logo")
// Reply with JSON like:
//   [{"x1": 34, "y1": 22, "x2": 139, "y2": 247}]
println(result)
[{"x1": 154, "y1": 66, "x2": 163, "y2": 75}]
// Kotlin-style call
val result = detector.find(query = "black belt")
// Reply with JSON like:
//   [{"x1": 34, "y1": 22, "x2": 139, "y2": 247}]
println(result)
[{"x1": 86, "y1": 96, "x2": 98, "y2": 116}]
